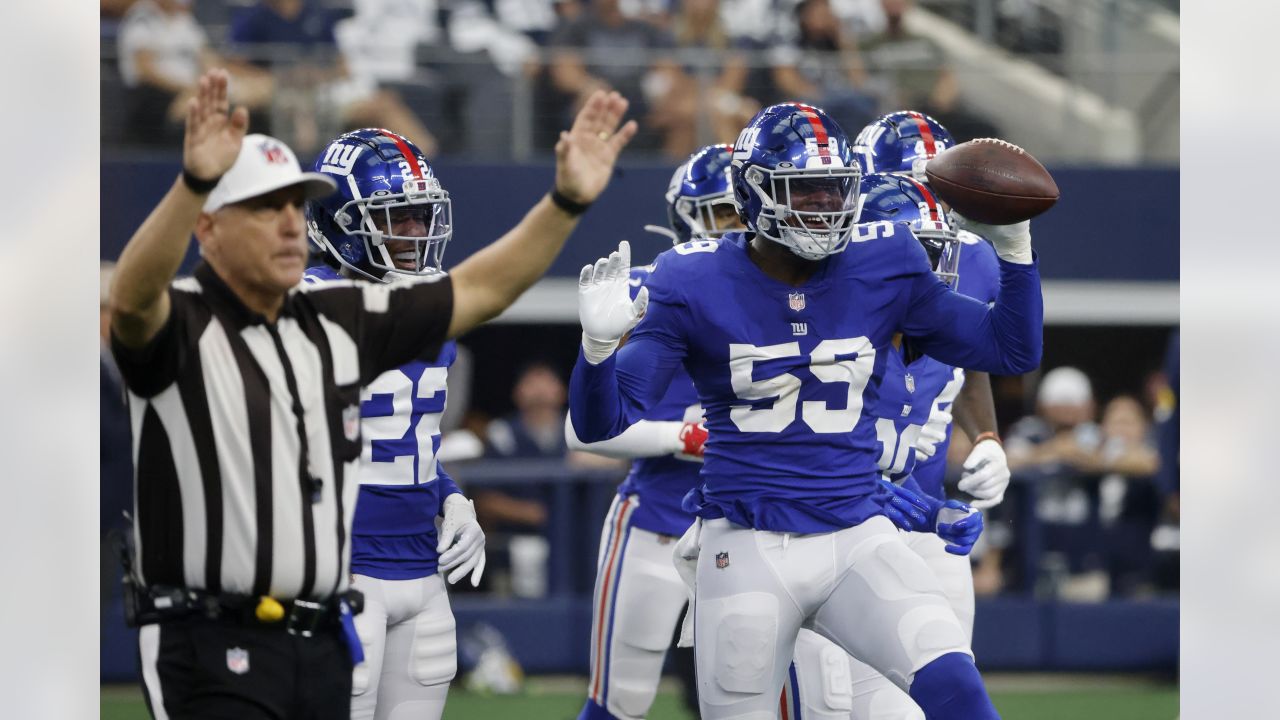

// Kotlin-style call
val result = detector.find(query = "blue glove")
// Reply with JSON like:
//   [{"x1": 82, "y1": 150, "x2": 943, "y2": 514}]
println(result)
[
  {"x1": 936, "y1": 504, "x2": 983, "y2": 556},
  {"x1": 879, "y1": 479, "x2": 983, "y2": 556}
]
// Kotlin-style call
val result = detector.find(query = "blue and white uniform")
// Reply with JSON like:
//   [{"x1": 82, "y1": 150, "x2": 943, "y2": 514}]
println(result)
[
  {"x1": 570, "y1": 228, "x2": 1040, "y2": 719},
  {"x1": 304, "y1": 265, "x2": 462, "y2": 720},
  {"x1": 790, "y1": 232, "x2": 1004, "y2": 720},
  {"x1": 576, "y1": 267, "x2": 705, "y2": 720}
]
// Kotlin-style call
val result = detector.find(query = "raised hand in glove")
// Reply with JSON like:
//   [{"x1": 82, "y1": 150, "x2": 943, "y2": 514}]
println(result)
[
  {"x1": 579, "y1": 240, "x2": 648, "y2": 364},
  {"x1": 950, "y1": 211, "x2": 1032, "y2": 265}
]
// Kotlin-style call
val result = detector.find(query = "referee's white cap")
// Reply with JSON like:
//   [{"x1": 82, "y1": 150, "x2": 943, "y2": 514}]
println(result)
[{"x1": 204, "y1": 134, "x2": 337, "y2": 212}]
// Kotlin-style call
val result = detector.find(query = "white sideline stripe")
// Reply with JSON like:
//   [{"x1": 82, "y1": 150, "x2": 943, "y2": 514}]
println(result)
[
  {"x1": 139, "y1": 624, "x2": 170, "y2": 720},
  {"x1": 491, "y1": 279, "x2": 1179, "y2": 326}
]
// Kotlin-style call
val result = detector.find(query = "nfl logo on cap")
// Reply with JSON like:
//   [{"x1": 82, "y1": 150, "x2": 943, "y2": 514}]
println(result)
[
  {"x1": 226, "y1": 647, "x2": 250, "y2": 675},
  {"x1": 788, "y1": 292, "x2": 805, "y2": 311},
  {"x1": 715, "y1": 551, "x2": 730, "y2": 569}
]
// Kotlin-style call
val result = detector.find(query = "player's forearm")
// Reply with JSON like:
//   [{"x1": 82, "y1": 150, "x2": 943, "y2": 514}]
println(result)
[
  {"x1": 564, "y1": 413, "x2": 683, "y2": 458},
  {"x1": 110, "y1": 176, "x2": 204, "y2": 347},
  {"x1": 445, "y1": 195, "x2": 578, "y2": 337},
  {"x1": 953, "y1": 371, "x2": 997, "y2": 441},
  {"x1": 568, "y1": 350, "x2": 633, "y2": 443}
]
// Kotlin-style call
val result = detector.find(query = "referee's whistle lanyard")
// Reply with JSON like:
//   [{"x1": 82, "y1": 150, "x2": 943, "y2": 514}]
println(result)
[{"x1": 265, "y1": 324, "x2": 324, "y2": 504}]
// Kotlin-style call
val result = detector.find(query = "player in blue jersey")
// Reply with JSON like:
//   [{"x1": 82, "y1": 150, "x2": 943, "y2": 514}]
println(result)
[
  {"x1": 568, "y1": 102, "x2": 1043, "y2": 719},
  {"x1": 853, "y1": 111, "x2": 1013, "y2": 516},
  {"x1": 564, "y1": 144, "x2": 734, "y2": 720},
  {"x1": 304, "y1": 128, "x2": 487, "y2": 720},
  {"x1": 788, "y1": 172, "x2": 1005, "y2": 720}
]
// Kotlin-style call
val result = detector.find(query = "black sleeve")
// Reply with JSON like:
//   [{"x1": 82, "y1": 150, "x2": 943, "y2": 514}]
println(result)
[
  {"x1": 109, "y1": 287, "x2": 193, "y2": 399},
  {"x1": 306, "y1": 275, "x2": 455, "y2": 385}
]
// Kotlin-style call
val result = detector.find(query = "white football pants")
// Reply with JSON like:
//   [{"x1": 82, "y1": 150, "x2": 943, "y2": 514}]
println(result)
[
  {"x1": 585, "y1": 494, "x2": 690, "y2": 720},
  {"x1": 692, "y1": 517, "x2": 971, "y2": 720},
  {"x1": 350, "y1": 573, "x2": 457, "y2": 720},
  {"x1": 790, "y1": 531, "x2": 976, "y2": 720}
]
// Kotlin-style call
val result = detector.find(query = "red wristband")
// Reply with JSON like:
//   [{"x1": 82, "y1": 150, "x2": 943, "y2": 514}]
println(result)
[{"x1": 973, "y1": 431, "x2": 1002, "y2": 446}]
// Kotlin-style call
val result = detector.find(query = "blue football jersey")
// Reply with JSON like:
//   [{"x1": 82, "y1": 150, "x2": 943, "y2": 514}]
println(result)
[
  {"x1": 303, "y1": 265, "x2": 462, "y2": 580},
  {"x1": 615, "y1": 363, "x2": 703, "y2": 536},
  {"x1": 569, "y1": 228, "x2": 1041, "y2": 533},
  {"x1": 875, "y1": 234, "x2": 1002, "y2": 500}
]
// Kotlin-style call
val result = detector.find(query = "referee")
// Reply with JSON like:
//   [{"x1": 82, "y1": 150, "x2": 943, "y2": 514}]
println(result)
[{"x1": 109, "y1": 69, "x2": 637, "y2": 719}]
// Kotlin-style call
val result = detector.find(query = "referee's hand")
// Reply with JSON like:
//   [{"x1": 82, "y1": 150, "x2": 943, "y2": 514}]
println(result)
[
  {"x1": 183, "y1": 69, "x2": 249, "y2": 185},
  {"x1": 553, "y1": 90, "x2": 638, "y2": 206}
]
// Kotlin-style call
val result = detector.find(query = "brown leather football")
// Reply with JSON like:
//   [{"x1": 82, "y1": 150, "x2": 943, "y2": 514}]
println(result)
[{"x1": 924, "y1": 138, "x2": 1059, "y2": 224}]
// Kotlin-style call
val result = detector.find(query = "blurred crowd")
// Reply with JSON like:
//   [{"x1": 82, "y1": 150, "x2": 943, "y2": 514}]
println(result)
[{"x1": 101, "y1": 0, "x2": 1005, "y2": 160}]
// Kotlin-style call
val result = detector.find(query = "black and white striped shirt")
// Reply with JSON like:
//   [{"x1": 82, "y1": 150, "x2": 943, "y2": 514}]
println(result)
[{"x1": 111, "y1": 262, "x2": 453, "y2": 602}]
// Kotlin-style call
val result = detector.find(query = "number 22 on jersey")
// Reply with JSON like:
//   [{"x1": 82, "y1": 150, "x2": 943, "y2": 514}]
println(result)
[{"x1": 359, "y1": 364, "x2": 448, "y2": 485}]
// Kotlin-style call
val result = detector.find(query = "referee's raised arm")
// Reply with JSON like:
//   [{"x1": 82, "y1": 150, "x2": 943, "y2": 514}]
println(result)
[
  {"x1": 110, "y1": 70, "x2": 247, "y2": 349},
  {"x1": 443, "y1": 89, "x2": 638, "y2": 338}
]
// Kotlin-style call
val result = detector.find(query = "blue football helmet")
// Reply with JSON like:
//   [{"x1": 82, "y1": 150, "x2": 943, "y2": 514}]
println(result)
[
  {"x1": 731, "y1": 103, "x2": 861, "y2": 261},
  {"x1": 853, "y1": 111, "x2": 955, "y2": 182},
  {"x1": 305, "y1": 128, "x2": 451, "y2": 282},
  {"x1": 664, "y1": 144, "x2": 739, "y2": 244},
  {"x1": 858, "y1": 172, "x2": 961, "y2": 286}
]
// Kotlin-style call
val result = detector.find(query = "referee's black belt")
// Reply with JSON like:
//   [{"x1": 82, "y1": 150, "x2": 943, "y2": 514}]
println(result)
[{"x1": 128, "y1": 585, "x2": 364, "y2": 638}]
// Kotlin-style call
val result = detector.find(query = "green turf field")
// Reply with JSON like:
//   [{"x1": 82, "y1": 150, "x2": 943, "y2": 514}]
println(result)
[{"x1": 102, "y1": 676, "x2": 1178, "y2": 719}]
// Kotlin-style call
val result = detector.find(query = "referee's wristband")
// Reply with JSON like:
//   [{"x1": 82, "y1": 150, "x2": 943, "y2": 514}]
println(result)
[
  {"x1": 181, "y1": 168, "x2": 222, "y2": 195},
  {"x1": 550, "y1": 187, "x2": 591, "y2": 217}
]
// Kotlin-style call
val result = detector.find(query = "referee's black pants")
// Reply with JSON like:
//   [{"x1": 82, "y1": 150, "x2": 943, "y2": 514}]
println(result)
[{"x1": 138, "y1": 616, "x2": 353, "y2": 719}]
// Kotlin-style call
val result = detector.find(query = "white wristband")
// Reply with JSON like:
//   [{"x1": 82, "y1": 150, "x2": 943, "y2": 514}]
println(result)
[{"x1": 581, "y1": 332, "x2": 619, "y2": 365}]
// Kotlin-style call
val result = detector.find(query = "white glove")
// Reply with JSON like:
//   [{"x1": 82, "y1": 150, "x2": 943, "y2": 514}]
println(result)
[
  {"x1": 437, "y1": 494, "x2": 487, "y2": 586},
  {"x1": 950, "y1": 211, "x2": 1032, "y2": 265},
  {"x1": 672, "y1": 519, "x2": 702, "y2": 648},
  {"x1": 957, "y1": 438, "x2": 1011, "y2": 510},
  {"x1": 578, "y1": 240, "x2": 649, "y2": 364},
  {"x1": 915, "y1": 408, "x2": 952, "y2": 459}
]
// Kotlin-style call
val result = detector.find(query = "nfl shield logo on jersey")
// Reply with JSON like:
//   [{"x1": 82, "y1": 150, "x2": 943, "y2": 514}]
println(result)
[
  {"x1": 715, "y1": 551, "x2": 730, "y2": 569},
  {"x1": 788, "y1": 292, "x2": 805, "y2": 311},
  {"x1": 905, "y1": 373, "x2": 916, "y2": 393},
  {"x1": 226, "y1": 647, "x2": 250, "y2": 675}
]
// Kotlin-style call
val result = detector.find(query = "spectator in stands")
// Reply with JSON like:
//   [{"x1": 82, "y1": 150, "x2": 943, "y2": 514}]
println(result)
[
  {"x1": 1006, "y1": 365, "x2": 1100, "y2": 473},
  {"x1": 474, "y1": 362, "x2": 570, "y2": 596},
  {"x1": 228, "y1": 0, "x2": 435, "y2": 154},
  {"x1": 671, "y1": 0, "x2": 763, "y2": 150},
  {"x1": 860, "y1": 0, "x2": 998, "y2": 140},
  {"x1": 116, "y1": 0, "x2": 273, "y2": 145},
  {"x1": 1095, "y1": 395, "x2": 1162, "y2": 596},
  {"x1": 549, "y1": 0, "x2": 697, "y2": 158},
  {"x1": 770, "y1": 0, "x2": 880, "y2": 135}
]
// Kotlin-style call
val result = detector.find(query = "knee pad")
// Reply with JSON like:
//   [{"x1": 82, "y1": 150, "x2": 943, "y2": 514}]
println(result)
[
  {"x1": 790, "y1": 631, "x2": 852, "y2": 719},
  {"x1": 908, "y1": 652, "x2": 997, "y2": 720},
  {"x1": 410, "y1": 606, "x2": 458, "y2": 686},
  {"x1": 613, "y1": 560, "x2": 686, "y2": 653},
  {"x1": 701, "y1": 593, "x2": 779, "y2": 695},
  {"x1": 897, "y1": 605, "x2": 969, "y2": 683}
]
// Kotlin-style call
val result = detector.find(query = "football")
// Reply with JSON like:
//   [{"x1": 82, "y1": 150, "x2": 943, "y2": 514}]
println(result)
[{"x1": 924, "y1": 138, "x2": 1059, "y2": 224}]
